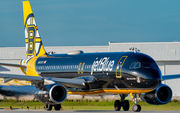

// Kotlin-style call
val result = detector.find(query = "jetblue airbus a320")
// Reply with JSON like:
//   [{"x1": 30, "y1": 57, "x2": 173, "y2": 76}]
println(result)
[{"x1": 0, "y1": 1, "x2": 180, "y2": 112}]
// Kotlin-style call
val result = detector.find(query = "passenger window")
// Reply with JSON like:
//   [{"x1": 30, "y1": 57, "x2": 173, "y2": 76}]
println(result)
[{"x1": 129, "y1": 62, "x2": 136, "y2": 69}]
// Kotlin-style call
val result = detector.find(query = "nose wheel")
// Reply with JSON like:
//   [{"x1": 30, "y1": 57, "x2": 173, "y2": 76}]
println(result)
[
  {"x1": 132, "y1": 94, "x2": 141, "y2": 112},
  {"x1": 132, "y1": 104, "x2": 141, "y2": 112}
]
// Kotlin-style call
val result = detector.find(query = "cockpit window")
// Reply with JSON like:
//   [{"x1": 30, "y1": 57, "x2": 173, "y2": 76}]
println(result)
[
  {"x1": 129, "y1": 62, "x2": 141, "y2": 69},
  {"x1": 134, "y1": 62, "x2": 141, "y2": 68},
  {"x1": 129, "y1": 62, "x2": 158, "y2": 69},
  {"x1": 141, "y1": 62, "x2": 151, "y2": 68},
  {"x1": 129, "y1": 62, "x2": 136, "y2": 69},
  {"x1": 151, "y1": 63, "x2": 158, "y2": 69}
]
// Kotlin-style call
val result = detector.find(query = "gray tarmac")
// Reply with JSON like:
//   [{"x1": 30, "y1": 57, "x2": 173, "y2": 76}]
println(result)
[{"x1": 0, "y1": 109, "x2": 179, "y2": 113}]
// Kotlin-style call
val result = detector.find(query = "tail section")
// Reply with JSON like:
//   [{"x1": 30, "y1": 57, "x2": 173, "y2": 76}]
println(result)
[{"x1": 23, "y1": 1, "x2": 46, "y2": 58}]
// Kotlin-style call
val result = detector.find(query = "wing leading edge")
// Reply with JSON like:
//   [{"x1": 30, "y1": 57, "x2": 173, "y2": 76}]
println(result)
[
  {"x1": 162, "y1": 74, "x2": 180, "y2": 81},
  {"x1": 0, "y1": 73, "x2": 85, "y2": 88}
]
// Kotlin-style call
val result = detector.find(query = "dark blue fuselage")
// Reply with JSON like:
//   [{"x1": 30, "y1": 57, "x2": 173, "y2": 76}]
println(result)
[{"x1": 35, "y1": 52, "x2": 161, "y2": 91}]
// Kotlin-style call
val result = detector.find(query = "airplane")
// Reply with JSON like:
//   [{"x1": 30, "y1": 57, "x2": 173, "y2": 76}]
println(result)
[
  {"x1": 0, "y1": 79, "x2": 36, "y2": 99},
  {"x1": 0, "y1": 1, "x2": 180, "y2": 112},
  {"x1": 0, "y1": 85, "x2": 36, "y2": 98}
]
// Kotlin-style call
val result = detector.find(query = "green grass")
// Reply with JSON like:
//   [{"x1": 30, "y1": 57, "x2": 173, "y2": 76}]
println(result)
[
  {"x1": 61, "y1": 99, "x2": 180, "y2": 111},
  {"x1": 0, "y1": 99, "x2": 180, "y2": 111},
  {"x1": 0, "y1": 99, "x2": 44, "y2": 109}
]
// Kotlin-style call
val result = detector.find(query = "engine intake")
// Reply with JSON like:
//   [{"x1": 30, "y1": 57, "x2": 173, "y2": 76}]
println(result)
[
  {"x1": 140, "y1": 84, "x2": 172, "y2": 105},
  {"x1": 34, "y1": 84, "x2": 67, "y2": 104}
]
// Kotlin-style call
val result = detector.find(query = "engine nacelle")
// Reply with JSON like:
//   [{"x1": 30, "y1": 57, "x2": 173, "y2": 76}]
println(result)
[
  {"x1": 34, "y1": 84, "x2": 67, "y2": 104},
  {"x1": 140, "y1": 84, "x2": 172, "y2": 105}
]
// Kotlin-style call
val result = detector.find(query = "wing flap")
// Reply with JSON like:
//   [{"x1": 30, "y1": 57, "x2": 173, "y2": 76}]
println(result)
[{"x1": 0, "y1": 73, "x2": 42, "y2": 82}]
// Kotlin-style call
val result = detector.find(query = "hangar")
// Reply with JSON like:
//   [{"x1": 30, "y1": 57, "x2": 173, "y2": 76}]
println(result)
[{"x1": 0, "y1": 42, "x2": 180, "y2": 98}]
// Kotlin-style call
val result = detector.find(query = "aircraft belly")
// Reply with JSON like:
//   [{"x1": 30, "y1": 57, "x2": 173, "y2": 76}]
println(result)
[
  {"x1": 66, "y1": 73, "x2": 159, "y2": 95},
  {"x1": 92, "y1": 73, "x2": 160, "y2": 89},
  {"x1": 118, "y1": 73, "x2": 161, "y2": 89},
  {"x1": 40, "y1": 71, "x2": 160, "y2": 90},
  {"x1": 67, "y1": 89, "x2": 154, "y2": 95}
]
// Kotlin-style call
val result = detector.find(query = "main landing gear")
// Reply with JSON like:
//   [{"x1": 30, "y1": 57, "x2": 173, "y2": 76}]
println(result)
[
  {"x1": 46, "y1": 104, "x2": 61, "y2": 111},
  {"x1": 114, "y1": 94, "x2": 141, "y2": 112},
  {"x1": 114, "y1": 94, "x2": 130, "y2": 111}
]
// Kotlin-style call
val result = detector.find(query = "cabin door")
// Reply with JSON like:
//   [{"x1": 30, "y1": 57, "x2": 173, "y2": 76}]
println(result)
[{"x1": 116, "y1": 56, "x2": 128, "y2": 78}]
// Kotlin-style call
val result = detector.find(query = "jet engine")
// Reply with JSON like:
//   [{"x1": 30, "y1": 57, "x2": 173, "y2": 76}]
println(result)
[
  {"x1": 140, "y1": 84, "x2": 172, "y2": 105},
  {"x1": 34, "y1": 84, "x2": 67, "y2": 104}
]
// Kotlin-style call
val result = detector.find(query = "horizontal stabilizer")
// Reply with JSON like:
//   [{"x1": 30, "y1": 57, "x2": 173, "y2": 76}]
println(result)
[
  {"x1": 0, "y1": 63, "x2": 26, "y2": 68},
  {"x1": 0, "y1": 73, "x2": 42, "y2": 82}
]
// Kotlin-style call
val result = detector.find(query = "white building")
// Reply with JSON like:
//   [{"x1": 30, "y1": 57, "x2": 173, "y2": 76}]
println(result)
[{"x1": 0, "y1": 42, "x2": 180, "y2": 97}]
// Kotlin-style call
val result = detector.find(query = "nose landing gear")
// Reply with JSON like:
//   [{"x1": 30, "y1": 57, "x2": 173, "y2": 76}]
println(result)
[
  {"x1": 132, "y1": 104, "x2": 141, "y2": 112},
  {"x1": 132, "y1": 94, "x2": 141, "y2": 112}
]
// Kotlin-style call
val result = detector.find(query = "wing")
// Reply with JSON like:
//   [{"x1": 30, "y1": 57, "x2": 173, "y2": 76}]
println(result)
[
  {"x1": 162, "y1": 74, "x2": 180, "y2": 81},
  {"x1": 0, "y1": 73, "x2": 85, "y2": 88}
]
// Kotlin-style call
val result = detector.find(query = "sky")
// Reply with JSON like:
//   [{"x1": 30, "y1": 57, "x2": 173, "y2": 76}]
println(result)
[{"x1": 0, "y1": 0, "x2": 180, "y2": 47}]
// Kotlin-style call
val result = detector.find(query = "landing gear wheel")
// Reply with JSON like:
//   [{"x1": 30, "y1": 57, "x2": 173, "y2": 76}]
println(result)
[
  {"x1": 132, "y1": 104, "x2": 141, "y2": 112},
  {"x1": 122, "y1": 100, "x2": 129, "y2": 111},
  {"x1": 114, "y1": 100, "x2": 121, "y2": 111},
  {"x1": 137, "y1": 105, "x2": 141, "y2": 112},
  {"x1": 54, "y1": 104, "x2": 61, "y2": 111},
  {"x1": 46, "y1": 104, "x2": 52, "y2": 111}
]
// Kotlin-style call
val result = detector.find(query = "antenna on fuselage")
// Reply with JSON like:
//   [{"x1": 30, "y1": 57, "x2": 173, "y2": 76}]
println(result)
[
  {"x1": 129, "y1": 47, "x2": 140, "y2": 53},
  {"x1": 47, "y1": 51, "x2": 56, "y2": 55}
]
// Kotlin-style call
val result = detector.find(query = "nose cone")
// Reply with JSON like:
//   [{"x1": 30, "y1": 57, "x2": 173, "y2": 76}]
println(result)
[
  {"x1": 122, "y1": 52, "x2": 162, "y2": 89},
  {"x1": 128, "y1": 67, "x2": 162, "y2": 80},
  {"x1": 139, "y1": 68, "x2": 162, "y2": 80},
  {"x1": 127, "y1": 52, "x2": 162, "y2": 80}
]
